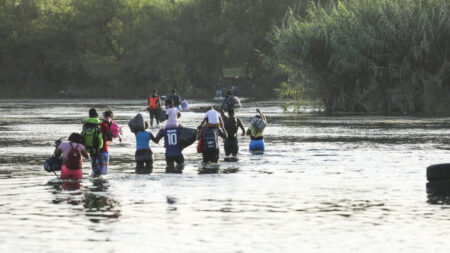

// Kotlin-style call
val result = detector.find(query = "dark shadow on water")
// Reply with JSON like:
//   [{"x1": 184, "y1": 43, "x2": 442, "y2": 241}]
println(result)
[
  {"x1": 198, "y1": 163, "x2": 220, "y2": 174},
  {"x1": 84, "y1": 179, "x2": 120, "y2": 223},
  {"x1": 426, "y1": 180, "x2": 450, "y2": 205},
  {"x1": 197, "y1": 163, "x2": 239, "y2": 174},
  {"x1": 47, "y1": 178, "x2": 120, "y2": 222},
  {"x1": 47, "y1": 179, "x2": 82, "y2": 205},
  {"x1": 165, "y1": 165, "x2": 184, "y2": 174},
  {"x1": 223, "y1": 167, "x2": 239, "y2": 174}
]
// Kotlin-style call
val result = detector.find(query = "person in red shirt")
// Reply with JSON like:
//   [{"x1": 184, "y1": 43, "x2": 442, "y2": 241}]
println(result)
[
  {"x1": 95, "y1": 110, "x2": 115, "y2": 176},
  {"x1": 147, "y1": 90, "x2": 161, "y2": 127}
]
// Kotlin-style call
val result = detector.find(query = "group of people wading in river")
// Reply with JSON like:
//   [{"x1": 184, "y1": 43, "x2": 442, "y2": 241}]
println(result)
[{"x1": 46, "y1": 89, "x2": 267, "y2": 179}]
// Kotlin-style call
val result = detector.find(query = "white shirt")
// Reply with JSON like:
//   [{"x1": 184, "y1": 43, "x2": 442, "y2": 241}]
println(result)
[
  {"x1": 204, "y1": 109, "x2": 219, "y2": 124},
  {"x1": 166, "y1": 107, "x2": 179, "y2": 127}
]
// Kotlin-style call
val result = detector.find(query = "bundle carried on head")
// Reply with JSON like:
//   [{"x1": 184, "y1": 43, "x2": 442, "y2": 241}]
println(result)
[{"x1": 128, "y1": 113, "x2": 145, "y2": 133}]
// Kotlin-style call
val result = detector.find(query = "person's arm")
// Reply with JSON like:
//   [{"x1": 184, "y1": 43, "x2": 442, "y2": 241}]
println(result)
[
  {"x1": 54, "y1": 148, "x2": 62, "y2": 158},
  {"x1": 198, "y1": 118, "x2": 206, "y2": 129},
  {"x1": 237, "y1": 118, "x2": 245, "y2": 136},
  {"x1": 156, "y1": 98, "x2": 160, "y2": 108},
  {"x1": 218, "y1": 116, "x2": 227, "y2": 134},
  {"x1": 256, "y1": 108, "x2": 266, "y2": 122},
  {"x1": 81, "y1": 149, "x2": 89, "y2": 159},
  {"x1": 153, "y1": 129, "x2": 164, "y2": 143},
  {"x1": 219, "y1": 128, "x2": 228, "y2": 139},
  {"x1": 177, "y1": 112, "x2": 181, "y2": 119},
  {"x1": 246, "y1": 128, "x2": 251, "y2": 137},
  {"x1": 149, "y1": 131, "x2": 157, "y2": 143},
  {"x1": 197, "y1": 128, "x2": 203, "y2": 140},
  {"x1": 97, "y1": 131, "x2": 104, "y2": 149}
]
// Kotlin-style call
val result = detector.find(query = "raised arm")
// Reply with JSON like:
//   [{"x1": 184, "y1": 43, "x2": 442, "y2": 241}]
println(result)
[{"x1": 256, "y1": 108, "x2": 266, "y2": 122}]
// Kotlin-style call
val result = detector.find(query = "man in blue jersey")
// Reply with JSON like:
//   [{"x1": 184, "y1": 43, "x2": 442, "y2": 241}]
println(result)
[{"x1": 153, "y1": 127, "x2": 184, "y2": 169}]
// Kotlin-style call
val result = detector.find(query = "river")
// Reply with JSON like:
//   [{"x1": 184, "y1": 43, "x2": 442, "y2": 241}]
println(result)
[{"x1": 0, "y1": 99, "x2": 449, "y2": 252}]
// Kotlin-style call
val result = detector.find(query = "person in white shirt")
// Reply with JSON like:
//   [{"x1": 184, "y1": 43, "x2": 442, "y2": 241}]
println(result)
[
  {"x1": 165, "y1": 99, "x2": 181, "y2": 128},
  {"x1": 198, "y1": 106, "x2": 226, "y2": 133}
]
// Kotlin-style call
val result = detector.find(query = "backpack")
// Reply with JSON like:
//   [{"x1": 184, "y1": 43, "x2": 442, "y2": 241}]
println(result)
[
  {"x1": 224, "y1": 117, "x2": 238, "y2": 137},
  {"x1": 202, "y1": 128, "x2": 218, "y2": 150},
  {"x1": 81, "y1": 123, "x2": 100, "y2": 153},
  {"x1": 66, "y1": 143, "x2": 82, "y2": 170},
  {"x1": 110, "y1": 120, "x2": 120, "y2": 138},
  {"x1": 103, "y1": 120, "x2": 113, "y2": 141}
]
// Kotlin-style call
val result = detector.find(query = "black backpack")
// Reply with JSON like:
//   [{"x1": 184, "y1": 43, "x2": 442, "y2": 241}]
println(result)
[
  {"x1": 44, "y1": 156, "x2": 62, "y2": 172},
  {"x1": 103, "y1": 120, "x2": 113, "y2": 141}
]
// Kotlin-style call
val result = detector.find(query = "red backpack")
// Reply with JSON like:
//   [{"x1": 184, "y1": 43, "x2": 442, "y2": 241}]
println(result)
[{"x1": 66, "y1": 143, "x2": 82, "y2": 170}]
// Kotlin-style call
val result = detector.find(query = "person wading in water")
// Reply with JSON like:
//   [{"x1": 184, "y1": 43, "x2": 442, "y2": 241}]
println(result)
[{"x1": 147, "y1": 90, "x2": 161, "y2": 127}]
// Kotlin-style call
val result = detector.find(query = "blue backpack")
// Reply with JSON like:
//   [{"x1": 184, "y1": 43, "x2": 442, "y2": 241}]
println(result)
[{"x1": 202, "y1": 128, "x2": 218, "y2": 149}]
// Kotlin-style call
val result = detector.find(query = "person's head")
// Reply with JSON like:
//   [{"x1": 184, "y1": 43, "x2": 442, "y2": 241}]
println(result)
[
  {"x1": 226, "y1": 90, "x2": 232, "y2": 96},
  {"x1": 208, "y1": 106, "x2": 214, "y2": 111},
  {"x1": 165, "y1": 99, "x2": 173, "y2": 107},
  {"x1": 54, "y1": 138, "x2": 62, "y2": 148},
  {"x1": 152, "y1": 90, "x2": 157, "y2": 96},
  {"x1": 228, "y1": 109, "x2": 235, "y2": 117},
  {"x1": 172, "y1": 89, "x2": 176, "y2": 94},
  {"x1": 103, "y1": 110, "x2": 113, "y2": 119},
  {"x1": 89, "y1": 108, "x2": 98, "y2": 118},
  {"x1": 68, "y1": 133, "x2": 83, "y2": 144}
]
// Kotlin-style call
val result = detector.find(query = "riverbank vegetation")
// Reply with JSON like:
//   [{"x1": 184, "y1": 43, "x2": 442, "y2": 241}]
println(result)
[
  {"x1": 267, "y1": 0, "x2": 449, "y2": 114},
  {"x1": 0, "y1": 0, "x2": 305, "y2": 98},
  {"x1": 2, "y1": 0, "x2": 448, "y2": 115}
]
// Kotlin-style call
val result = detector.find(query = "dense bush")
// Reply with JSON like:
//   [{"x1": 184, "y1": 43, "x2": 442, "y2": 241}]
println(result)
[
  {"x1": 267, "y1": 0, "x2": 449, "y2": 114},
  {"x1": 0, "y1": 0, "x2": 301, "y2": 98}
]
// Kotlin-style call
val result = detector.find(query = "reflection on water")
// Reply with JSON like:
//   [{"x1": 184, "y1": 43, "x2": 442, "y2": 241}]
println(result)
[
  {"x1": 48, "y1": 178, "x2": 120, "y2": 223},
  {"x1": 426, "y1": 180, "x2": 450, "y2": 205},
  {"x1": 165, "y1": 165, "x2": 184, "y2": 174},
  {"x1": 48, "y1": 179, "x2": 82, "y2": 205},
  {"x1": 1, "y1": 99, "x2": 450, "y2": 252},
  {"x1": 84, "y1": 179, "x2": 120, "y2": 222}
]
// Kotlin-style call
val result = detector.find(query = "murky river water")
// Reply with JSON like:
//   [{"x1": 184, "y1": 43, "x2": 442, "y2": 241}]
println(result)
[{"x1": 0, "y1": 99, "x2": 449, "y2": 252}]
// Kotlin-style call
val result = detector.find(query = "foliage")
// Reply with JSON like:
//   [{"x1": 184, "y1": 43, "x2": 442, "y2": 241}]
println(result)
[
  {"x1": 267, "y1": 0, "x2": 450, "y2": 114},
  {"x1": 0, "y1": 0, "x2": 301, "y2": 99}
]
